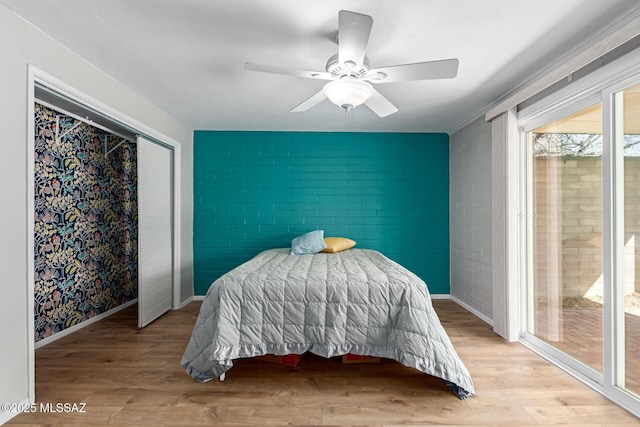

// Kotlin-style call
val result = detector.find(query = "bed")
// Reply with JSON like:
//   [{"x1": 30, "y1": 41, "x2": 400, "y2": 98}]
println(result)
[{"x1": 181, "y1": 247, "x2": 474, "y2": 399}]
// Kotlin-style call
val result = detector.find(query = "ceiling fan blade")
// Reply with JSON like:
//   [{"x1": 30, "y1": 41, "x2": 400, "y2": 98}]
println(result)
[
  {"x1": 338, "y1": 10, "x2": 373, "y2": 68},
  {"x1": 244, "y1": 62, "x2": 332, "y2": 80},
  {"x1": 290, "y1": 90, "x2": 327, "y2": 112},
  {"x1": 367, "y1": 58, "x2": 459, "y2": 83},
  {"x1": 364, "y1": 89, "x2": 398, "y2": 117}
]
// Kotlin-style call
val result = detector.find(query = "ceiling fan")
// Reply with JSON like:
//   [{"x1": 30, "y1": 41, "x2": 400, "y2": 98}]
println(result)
[{"x1": 244, "y1": 10, "x2": 459, "y2": 117}]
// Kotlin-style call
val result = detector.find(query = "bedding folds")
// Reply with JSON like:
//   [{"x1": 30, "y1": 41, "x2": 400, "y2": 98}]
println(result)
[{"x1": 181, "y1": 248, "x2": 474, "y2": 398}]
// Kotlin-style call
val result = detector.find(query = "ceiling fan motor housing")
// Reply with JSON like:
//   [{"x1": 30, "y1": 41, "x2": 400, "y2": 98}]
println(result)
[{"x1": 325, "y1": 53, "x2": 370, "y2": 79}]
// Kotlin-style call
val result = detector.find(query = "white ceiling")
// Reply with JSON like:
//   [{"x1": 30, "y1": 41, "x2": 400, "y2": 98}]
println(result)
[{"x1": 2, "y1": 0, "x2": 639, "y2": 133}]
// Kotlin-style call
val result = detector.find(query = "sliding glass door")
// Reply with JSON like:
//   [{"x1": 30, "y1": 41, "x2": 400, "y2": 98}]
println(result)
[
  {"x1": 522, "y1": 74, "x2": 640, "y2": 413},
  {"x1": 614, "y1": 81, "x2": 640, "y2": 396},
  {"x1": 527, "y1": 103, "x2": 604, "y2": 374}
]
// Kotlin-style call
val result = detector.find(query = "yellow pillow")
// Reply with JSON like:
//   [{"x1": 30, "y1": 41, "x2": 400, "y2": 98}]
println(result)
[{"x1": 322, "y1": 237, "x2": 356, "y2": 253}]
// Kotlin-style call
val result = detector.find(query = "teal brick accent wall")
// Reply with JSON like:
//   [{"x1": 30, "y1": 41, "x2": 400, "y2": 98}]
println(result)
[{"x1": 194, "y1": 131, "x2": 449, "y2": 295}]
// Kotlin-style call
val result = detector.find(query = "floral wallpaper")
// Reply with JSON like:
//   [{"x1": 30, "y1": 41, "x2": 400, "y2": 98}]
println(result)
[{"x1": 34, "y1": 103, "x2": 137, "y2": 341}]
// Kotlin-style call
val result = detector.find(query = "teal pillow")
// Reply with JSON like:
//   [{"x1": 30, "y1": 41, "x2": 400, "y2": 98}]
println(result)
[{"x1": 291, "y1": 230, "x2": 327, "y2": 255}]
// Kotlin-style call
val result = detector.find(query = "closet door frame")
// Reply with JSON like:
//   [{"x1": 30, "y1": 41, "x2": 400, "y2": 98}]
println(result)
[{"x1": 26, "y1": 65, "x2": 183, "y2": 402}]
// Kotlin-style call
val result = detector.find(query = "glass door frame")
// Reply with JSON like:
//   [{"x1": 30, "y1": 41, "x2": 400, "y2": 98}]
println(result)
[
  {"x1": 517, "y1": 52, "x2": 640, "y2": 418},
  {"x1": 603, "y1": 74, "x2": 640, "y2": 403}
]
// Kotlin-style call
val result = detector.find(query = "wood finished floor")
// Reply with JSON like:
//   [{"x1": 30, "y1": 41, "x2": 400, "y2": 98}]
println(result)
[
  {"x1": 7, "y1": 300, "x2": 640, "y2": 426},
  {"x1": 534, "y1": 306, "x2": 640, "y2": 394}
]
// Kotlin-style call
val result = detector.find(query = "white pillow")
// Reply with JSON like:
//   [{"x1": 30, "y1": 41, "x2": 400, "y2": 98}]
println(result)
[{"x1": 290, "y1": 230, "x2": 327, "y2": 255}]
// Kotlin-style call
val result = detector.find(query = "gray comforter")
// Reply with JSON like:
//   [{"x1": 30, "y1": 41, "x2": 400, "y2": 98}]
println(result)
[{"x1": 181, "y1": 248, "x2": 474, "y2": 398}]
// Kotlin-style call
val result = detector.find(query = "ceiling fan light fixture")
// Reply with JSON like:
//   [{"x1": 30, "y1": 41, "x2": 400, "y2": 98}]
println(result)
[{"x1": 323, "y1": 79, "x2": 373, "y2": 112}]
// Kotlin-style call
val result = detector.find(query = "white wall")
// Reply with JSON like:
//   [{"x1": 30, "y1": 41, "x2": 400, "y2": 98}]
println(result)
[
  {"x1": 450, "y1": 117, "x2": 493, "y2": 321},
  {"x1": 0, "y1": 4, "x2": 193, "y2": 417}
]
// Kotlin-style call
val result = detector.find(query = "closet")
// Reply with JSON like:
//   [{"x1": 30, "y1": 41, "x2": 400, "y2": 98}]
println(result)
[{"x1": 33, "y1": 84, "x2": 174, "y2": 346}]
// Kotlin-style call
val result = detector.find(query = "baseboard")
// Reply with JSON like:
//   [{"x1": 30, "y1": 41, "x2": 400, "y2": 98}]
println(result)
[
  {"x1": 176, "y1": 295, "x2": 194, "y2": 309},
  {"x1": 0, "y1": 398, "x2": 30, "y2": 425},
  {"x1": 192, "y1": 295, "x2": 206, "y2": 301},
  {"x1": 35, "y1": 298, "x2": 138, "y2": 349},
  {"x1": 450, "y1": 295, "x2": 494, "y2": 326}
]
